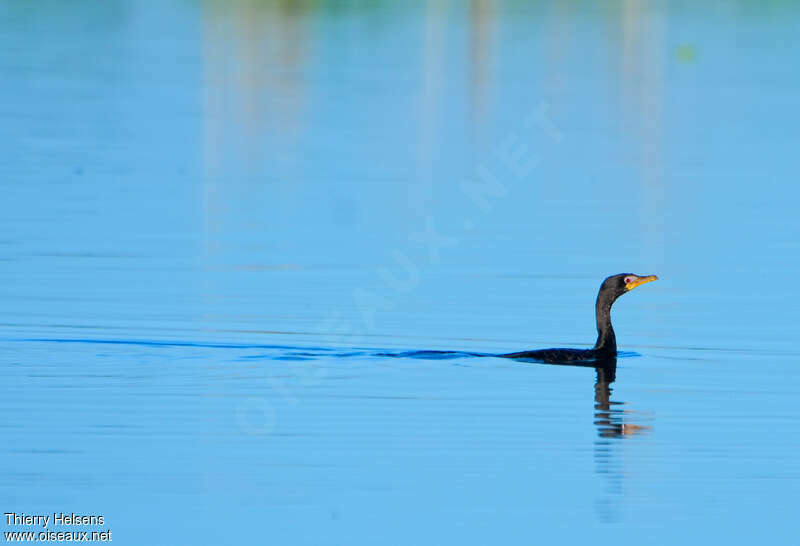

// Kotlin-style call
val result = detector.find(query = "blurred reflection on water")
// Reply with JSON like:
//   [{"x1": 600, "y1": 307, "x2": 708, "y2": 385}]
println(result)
[
  {"x1": 2, "y1": 1, "x2": 800, "y2": 544},
  {"x1": 591, "y1": 360, "x2": 651, "y2": 522}
]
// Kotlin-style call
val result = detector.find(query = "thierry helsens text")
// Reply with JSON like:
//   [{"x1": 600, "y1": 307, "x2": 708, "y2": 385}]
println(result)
[{"x1": 5, "y1": 513, "x2": 104, "y2": 528}]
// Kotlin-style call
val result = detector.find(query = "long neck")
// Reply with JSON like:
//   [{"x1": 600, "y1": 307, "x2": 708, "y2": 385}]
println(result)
[{"x1": 593, "y1": 293, "x2": 616, "y2": 354}]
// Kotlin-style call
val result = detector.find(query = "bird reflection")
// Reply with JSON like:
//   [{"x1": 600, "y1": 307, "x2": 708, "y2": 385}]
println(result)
[
  {"x1": 592, "y1": 359, "x2": 650, "y2": 439},
  {"x1": 592, "y1": 358, "x2": 648, "y2": 522},
  {"x1": 511, "y1": 355, "x2": 650, "y2": 438},
  {"x1": 511, "y1": 354, "x2": 651, "y2": 522}
]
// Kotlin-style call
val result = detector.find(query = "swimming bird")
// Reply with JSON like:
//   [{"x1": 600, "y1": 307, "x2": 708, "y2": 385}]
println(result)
[{"x1": 501, "y1": 273, "x2": 657, "y2": 363}]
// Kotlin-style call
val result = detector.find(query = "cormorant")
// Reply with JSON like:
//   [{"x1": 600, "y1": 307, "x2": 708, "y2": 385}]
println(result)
[{"x1": 501, "y1": 273, "x2": 657, "y2": 363}]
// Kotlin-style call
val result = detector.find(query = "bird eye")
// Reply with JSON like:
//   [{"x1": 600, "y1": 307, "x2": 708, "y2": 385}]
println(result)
[{"x1": 624, "y1": 276, "x2": 634, "y2": 284}]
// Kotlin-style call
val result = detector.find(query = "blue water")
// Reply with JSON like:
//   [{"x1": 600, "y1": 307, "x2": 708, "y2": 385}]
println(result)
[{"x1": 2, "y1": 1, "x2": 800, "y2": 544}]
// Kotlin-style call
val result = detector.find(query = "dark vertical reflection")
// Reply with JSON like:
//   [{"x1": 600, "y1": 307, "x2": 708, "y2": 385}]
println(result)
[
  {"x1": 517, "y1": 358, "x2": 653, "y2": 522},
  {"x1": 594, "y1": 362, "x2": 647, "y2": 439},
  {"x1": 591, "y1": 359, "x2": 651, "y2": 523}
]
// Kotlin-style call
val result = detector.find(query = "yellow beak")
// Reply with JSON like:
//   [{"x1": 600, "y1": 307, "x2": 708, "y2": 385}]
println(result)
[{"x1": 625, "y1": 274, "x2": 658, "y2": 291}]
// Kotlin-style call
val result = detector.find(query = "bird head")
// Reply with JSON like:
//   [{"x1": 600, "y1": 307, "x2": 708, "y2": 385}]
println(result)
[{"x1": 600, "y1": 273, "x2": 658, "y2": 302}]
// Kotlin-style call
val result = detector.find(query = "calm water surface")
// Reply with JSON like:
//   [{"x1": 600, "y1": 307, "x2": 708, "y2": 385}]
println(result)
[{"x1": 2, "y1": 1, "x2": 800, "y2": 544}]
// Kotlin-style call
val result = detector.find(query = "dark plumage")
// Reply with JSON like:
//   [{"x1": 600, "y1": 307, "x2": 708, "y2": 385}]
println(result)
[{"x1": 501, "y1": 273, "x2": 657, "y2": 363}]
